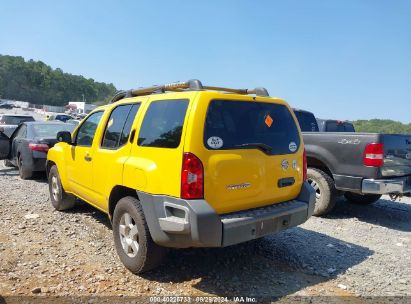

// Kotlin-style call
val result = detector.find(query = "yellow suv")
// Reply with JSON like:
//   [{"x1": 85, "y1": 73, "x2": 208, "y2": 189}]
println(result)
[{"x1": 47, "y1": 80, "x2": 315, "y2": 273}]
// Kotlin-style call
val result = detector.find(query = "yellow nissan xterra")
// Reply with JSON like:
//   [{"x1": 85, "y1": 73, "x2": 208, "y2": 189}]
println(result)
[{"x1": 47, "y1": 80, "x2": 315, "y2": 273}]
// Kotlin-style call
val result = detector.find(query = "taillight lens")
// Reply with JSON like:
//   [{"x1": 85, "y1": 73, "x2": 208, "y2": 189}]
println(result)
[
  {"x1": 181, "y1": 153, "x2": 204, "y2": 199},
  {"x1": 303, "y1": 149, "x2": 307, "y2": 181},
  {"x1": 29, "y1": 143, "x2": 49, "y2": 152},
  {"x1": 363, "y1": 143, "x2": 384, "y2": 167}
]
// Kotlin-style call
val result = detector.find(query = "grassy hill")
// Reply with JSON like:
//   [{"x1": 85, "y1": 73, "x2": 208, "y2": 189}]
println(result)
[
  {"x1": 353, "y1": 119, "x2": 411, "y2": 134},
  {"x1": 0, "y1": 55, "x2": 117, "y2": 106}
]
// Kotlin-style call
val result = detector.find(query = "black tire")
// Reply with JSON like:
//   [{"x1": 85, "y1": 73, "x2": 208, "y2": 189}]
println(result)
[
  {"x1": 3, "y1": 159, "x2": 14, "y2": 167},
  {"x1": 344, "y1": 192, "x2": 382, "y2": 205},
  {"x1": 307, "y1": 168, "x2": 337, "y2": 216},
  {"x1": 113, "y1": 196, "x2": 166, "y2": 274},
  {"x1": 48, "y1": 165, "x2": 76, "y2": 211},
  {"x1": 18, "y1": 155, "x2": 32, "y2": 180}
]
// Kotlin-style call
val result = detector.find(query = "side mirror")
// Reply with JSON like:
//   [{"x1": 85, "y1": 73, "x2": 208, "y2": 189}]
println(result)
[
  {"x1": 0, "y1": 127, "x2": 4, "y2": 133},
  {"x1": 57, "y1": 131, "x2": 72, "y2": 144}
]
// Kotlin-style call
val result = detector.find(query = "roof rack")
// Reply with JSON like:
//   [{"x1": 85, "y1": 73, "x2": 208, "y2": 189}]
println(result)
[{"x1": 109, "y1": 79, "x2": 269, "y2": 103}]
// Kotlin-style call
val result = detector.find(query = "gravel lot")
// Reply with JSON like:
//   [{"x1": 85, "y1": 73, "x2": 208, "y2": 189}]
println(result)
[{"x1": 0, "y1": 161, "x2": 410, "y2": 301}]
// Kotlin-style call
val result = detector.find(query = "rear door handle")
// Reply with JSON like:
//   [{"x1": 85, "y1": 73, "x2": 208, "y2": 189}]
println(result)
[{"x1": 84, "y1": 156, "x2": 92, "y2": 162}]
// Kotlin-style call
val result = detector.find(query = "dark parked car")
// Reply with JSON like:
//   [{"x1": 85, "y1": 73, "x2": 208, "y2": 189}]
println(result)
[
  {"x1": 0, "y1": 121, "x2": 75, "y2": 179},
  {"x1": 54, "y1": 114, "x2": 74, "y2": 122}
]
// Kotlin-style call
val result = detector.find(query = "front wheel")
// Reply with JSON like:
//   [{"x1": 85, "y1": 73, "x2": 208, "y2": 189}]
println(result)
[
  {"x1": 307, "y1": 168, "x2": 337, "y2": 216},
  {"x1": 48, "y1": 165, "x2": 76, "y2": 211},
  {"x1": 113, "y1": 196, "x2": 166, "y2": 274},
  {"x1": 344, "y1": 192, "x2": 382, "y2": 205}
]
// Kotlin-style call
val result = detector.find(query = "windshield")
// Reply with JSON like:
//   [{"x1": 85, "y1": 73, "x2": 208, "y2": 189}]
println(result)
[
  {"x1": 326, "y1": 121, "x2": 355, "y2": 132},
  {"x1": 294, "y1": 110, "x2": 319, "y2": 132},
  {"x1": 0, "y1": 116, "x2": 34, "y2": 125},
  {"x1": 204, "y1": 100, "x2": 301, "y2": 155},
  {"x1": 32, "y1": 124, "x2": 75, "y2": 138}
]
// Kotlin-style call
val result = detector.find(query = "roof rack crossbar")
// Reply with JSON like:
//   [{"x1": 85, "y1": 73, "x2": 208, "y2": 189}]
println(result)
[{"x1": 109, "y1": 79, "x2": 269, "y2": 103}]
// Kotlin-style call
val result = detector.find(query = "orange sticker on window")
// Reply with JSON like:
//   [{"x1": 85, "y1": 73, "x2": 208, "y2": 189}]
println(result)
[{"x1": 265, "y1": 115, "x2": 273, "y2": 127}]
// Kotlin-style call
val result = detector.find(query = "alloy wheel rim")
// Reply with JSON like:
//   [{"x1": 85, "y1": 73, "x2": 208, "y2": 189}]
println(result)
[
  {"x1": 119, "y1": 212, "x2": 139, "y2": 258},
  {"x1": 308, "y1": 178, "x2": 321, "y2": 199},
  {"x1": 51, "y1": 175, "x2": 60, "y2": 201}
]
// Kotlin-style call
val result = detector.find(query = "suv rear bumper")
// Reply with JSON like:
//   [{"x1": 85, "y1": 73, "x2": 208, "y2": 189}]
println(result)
[
  {"x1": 137, "y1": 182, "x2": 315, "y2": 248},
  {"x1": 362, "y1": 176, "x2": 411, "y2": 195}
]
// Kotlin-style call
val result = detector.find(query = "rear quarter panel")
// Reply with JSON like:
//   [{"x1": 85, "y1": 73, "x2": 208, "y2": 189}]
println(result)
[
  {"x1": 303, "y1": 132, "x2": 381, "y2": 179},
  {"x1": 122, "y1": 93, "x2": 196, "y2": 197}
]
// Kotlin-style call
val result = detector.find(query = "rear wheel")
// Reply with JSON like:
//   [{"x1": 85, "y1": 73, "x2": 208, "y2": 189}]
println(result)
[
  {"x1": 113, "y1": 196, "x2": 166, "y2": 274},
  {"x1": 307, "y1": 168, "x2": 337, "y2": 216},
  {"x1": 18, "y1": 155, "x2": 32, "y2": 180},
  {"x1": 344, "y1": 192, "x2": 382, "y2": 205},
  {"x1": 48, "y1": 165, "x2": 76, "y2": 211}
]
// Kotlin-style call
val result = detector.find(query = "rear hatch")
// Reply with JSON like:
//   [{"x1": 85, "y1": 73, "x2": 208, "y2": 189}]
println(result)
[
  {"x1": 381, "y1": 134, "x2": 411, "y2": 177},
  {"x1": 191, "y1": 97, "x2": 304, "y2": 214}
]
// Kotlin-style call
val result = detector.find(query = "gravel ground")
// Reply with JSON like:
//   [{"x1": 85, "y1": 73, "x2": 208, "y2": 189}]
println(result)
[{"x1": 0, "y1": 161, "x2": 410, "y2": 302}]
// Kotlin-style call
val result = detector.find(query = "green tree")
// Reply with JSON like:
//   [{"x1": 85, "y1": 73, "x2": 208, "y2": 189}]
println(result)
[{"x1": 0, "y1": 54, "x2": 117, "y2": 105}]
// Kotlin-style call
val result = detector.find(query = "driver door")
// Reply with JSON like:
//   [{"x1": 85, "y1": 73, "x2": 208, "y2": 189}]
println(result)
[
  {"x1": 0, "y1": 131, "x2": 10, "y2": 159},
  {"x1": 65, "y1": 111, "x2": 104, "y2": 202}
]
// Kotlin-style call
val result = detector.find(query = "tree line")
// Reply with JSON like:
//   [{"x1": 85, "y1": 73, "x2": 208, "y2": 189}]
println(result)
[
  {"x1": 0, "y1": 54, "x2": 409, "y2": 134},
  {"x1": 0, "y1": 55, "x2": 117, "y2": 106},
  {"x1": 353, "y1": 119, "x2": 411, "y2": 134}
]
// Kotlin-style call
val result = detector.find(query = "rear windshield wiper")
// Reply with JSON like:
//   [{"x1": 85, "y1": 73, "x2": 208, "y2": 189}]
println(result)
[{"x1": 234, "y1": 143, "x2": 273, "y2": 153}]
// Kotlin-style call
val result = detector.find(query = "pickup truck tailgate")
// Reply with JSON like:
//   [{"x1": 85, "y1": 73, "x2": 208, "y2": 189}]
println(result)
[{"x1": 382, "y1": 134, "x2": 411, "y2": 177}]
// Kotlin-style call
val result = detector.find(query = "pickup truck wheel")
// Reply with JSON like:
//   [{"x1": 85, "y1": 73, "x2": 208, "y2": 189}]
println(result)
[
  {"x1": 307, "y1": 168, "x2": 337, "y2": 216},
  {"x1": 48, "y1": 165, "x2": 76, "y2": 211},
  {"x1": 344, "y1": 192, "x2": 382, "y2": 205},
  {"x1": 113, "y1": 196, "x2": 166, "y2": 274},
  {"x1": 18, "y1": 156, "x2": 32, "y2": 180},
  {"x1": 3, "y1": 160, "x2": 14, "y2": 167}
]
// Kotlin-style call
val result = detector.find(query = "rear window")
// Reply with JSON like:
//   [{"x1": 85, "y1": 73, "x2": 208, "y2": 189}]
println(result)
[
  {"x1": 0, "y1": 116, "x2": 34, "y2": 125},
  {"x1": 204, "y1": 100, "x2": 301, "y2": 155},
  {"x1": 137, "y1": 99, "x2": 189, "y2": 148},
  {"x1": 326, "y1": 121, "x2": 355, "y2": 132},
  {"x1": 294, "y1": 111, "x2": 319, "y2": 132},
  {"x1": 32, "y1": 124, "x2": 75, "y2": 138}
]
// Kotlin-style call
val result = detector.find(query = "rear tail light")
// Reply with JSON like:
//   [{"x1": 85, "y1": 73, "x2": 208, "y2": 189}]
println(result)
[
  {"x1": 29, "y1": 143, "x2": 49, "y2": 152},
  {"x1": 303, "y1": 149, "x2": 307, "y2": 181},
  {"x1": 363, "y1": 143, "x2": 384, "y2": 167},
  {"x1": 181, "y1": 153, "x2": 204, "y2": 199}
]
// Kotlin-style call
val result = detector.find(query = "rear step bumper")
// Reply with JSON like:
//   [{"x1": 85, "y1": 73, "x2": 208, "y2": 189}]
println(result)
[
  {"x1": 137, "y1": 182, "x2": 315, "y2": 248},
  {"x1": 362, "y1": 176, "x2": 411, "y2": 195}
]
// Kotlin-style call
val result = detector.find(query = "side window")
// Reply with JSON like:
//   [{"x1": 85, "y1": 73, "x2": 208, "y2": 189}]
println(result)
[
  {"x1": 101, "y1": 104, "x2": 140, "y2": 149},
  {"x1": 137, "y1": 99, "x2": 189, "y2": 148},
  {"x1": 75, "y1": 111, "x2": 104, "y2": 147}
]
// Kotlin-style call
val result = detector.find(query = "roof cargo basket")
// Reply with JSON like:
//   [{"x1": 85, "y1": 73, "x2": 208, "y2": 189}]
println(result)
[{"x1": 109, "y1": 79, "x2": 269, "y2": 103}]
